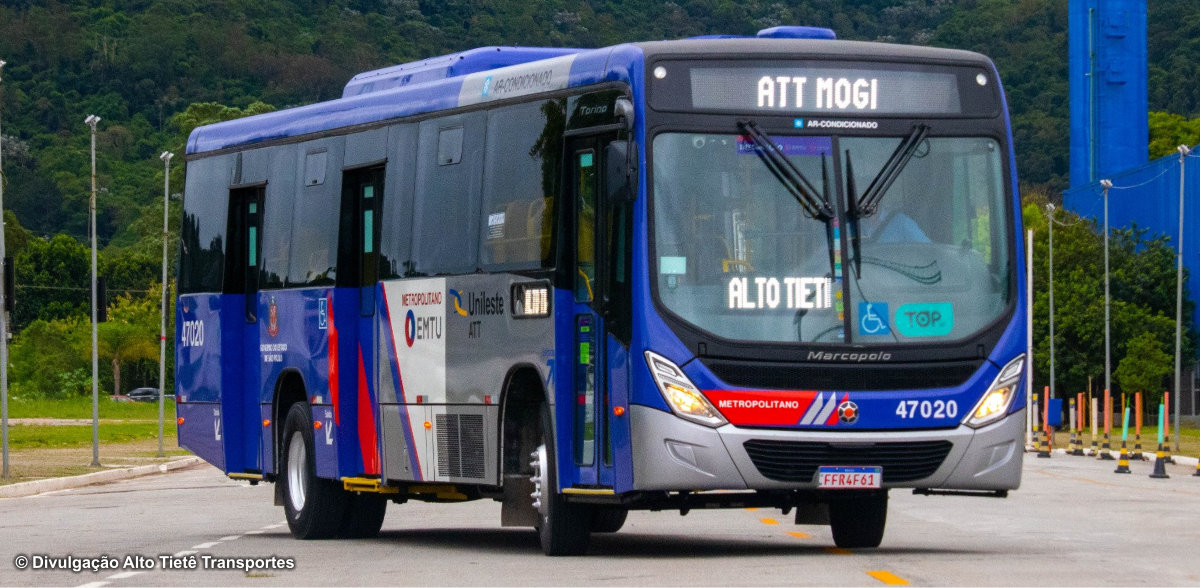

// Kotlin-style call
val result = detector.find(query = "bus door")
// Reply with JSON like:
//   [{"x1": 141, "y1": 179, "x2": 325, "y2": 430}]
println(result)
[
  {"x1": 336, "y1": 165, "x2": 385, "y2": 477},
  {"x1": 223, "y1": 185, "x2": 264, "y2": 474},
  {"x1": 565, "y1": 135, "x2": 631, "y2": 488}
]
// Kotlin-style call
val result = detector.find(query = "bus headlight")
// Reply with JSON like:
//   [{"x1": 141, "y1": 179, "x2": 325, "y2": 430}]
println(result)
[
  {"x1": 965, "y1": 354, "x2": 1025, "y2": 429},
  {"x1": 644, "y1": 351, "x2": 728, "y2": 428}
]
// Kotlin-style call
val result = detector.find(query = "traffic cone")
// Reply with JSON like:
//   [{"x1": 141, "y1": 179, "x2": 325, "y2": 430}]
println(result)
[
  {"x1": 1037, "y1": 427, "x2": 1051, "y2": 458},
  {"x1": 1067, "y1": 428, "x2": 1079, "y2": 456},
  {"x1": 1150, "y1": 443, "x2": 1169, "y2": 479},
  {"x1": 1089, "y1": 434, "x2": 1099, "y2": 457},
  {"x1": 1192, "y1": 453, "x2": 1200, "y2": 477},
  {"x1": 1163, "y1": 433, "x2": 1176, "y2": 465},
  {"x1": 1099, "y1": 432, "x2": 1115, "y2": 460},
  {"x1": 1114, "y1": 439, "x2": 1132, "y2": 474},
  {"x1": 1132, "y1": 432, "x2": 1146, "y2": 461}
]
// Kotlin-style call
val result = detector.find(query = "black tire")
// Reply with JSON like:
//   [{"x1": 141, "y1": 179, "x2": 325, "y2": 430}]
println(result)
[
  {"x1": 339, "y1": 493, "x2": 387, "y2": 538},
  {"x1": 590, "y1": 507, "x2": 628, "y2": 533},
  {"x1": 281, "y1": 403, "x2": 348, "y2": 539},
  {"x1": 828, "y1": 490, "x2": 888, "y2": 549},
  {"x1": 533, "y1": 405, "x2": 592, "y2": 555}
]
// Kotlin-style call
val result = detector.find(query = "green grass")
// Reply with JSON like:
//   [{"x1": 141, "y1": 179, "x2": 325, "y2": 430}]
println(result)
[
  {"x1": 6, "y1": 396, "x2": 176, "y2": 419},
  {"x1": 7, "y1": 422, "x2": 178, "y2": 450}
]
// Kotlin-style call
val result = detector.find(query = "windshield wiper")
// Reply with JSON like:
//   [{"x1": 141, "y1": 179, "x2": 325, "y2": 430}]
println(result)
[
  {"x1": 738, "y1": 120, "x2": 839, "y2": 279},
  {"x1": 738, "y1": 120, "x2": 834, "y2": 221},
  {"x1": 845, "y1": 123, "x2": 929, "y2": 278}
]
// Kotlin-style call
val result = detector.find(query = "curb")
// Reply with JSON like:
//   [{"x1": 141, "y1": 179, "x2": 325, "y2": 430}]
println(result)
[{"x1": 0, "y1": 456, "x2": 206, "y2": 499}]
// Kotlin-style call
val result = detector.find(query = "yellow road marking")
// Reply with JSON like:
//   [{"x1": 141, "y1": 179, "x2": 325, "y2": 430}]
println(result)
[
  {"x1": 823, "y1": 547, "x2": 852, "y2": 555},
  {"x1": 867, "y1": 571, "x2": 910, "y2": 585},
  {"x1": 760, "y1": 517, "x2": 780, "y2": 525},
  {"x1": 786, "y1": 531, "x2": 810, "y2": 539},
  {"x1": 744, "y1": 507, "x2": 759, "y2": 511}
]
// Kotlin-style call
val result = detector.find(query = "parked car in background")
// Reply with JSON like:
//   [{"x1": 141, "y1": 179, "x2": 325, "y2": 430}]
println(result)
[{"x1": 127, "y1": 387, "x2": 167, "y2": 402}]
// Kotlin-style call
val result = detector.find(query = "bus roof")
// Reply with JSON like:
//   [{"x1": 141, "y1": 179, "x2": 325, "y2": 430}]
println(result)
[{"x1": 186, "y1": 36, "x2": 994, "y2": 157}]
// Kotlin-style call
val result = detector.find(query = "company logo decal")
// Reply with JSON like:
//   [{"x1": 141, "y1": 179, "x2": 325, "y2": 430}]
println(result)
[
  {"x1": 266, "y1": 296, "x2": 280, "y2": 337},
  {"x1": 450, "y1": 289, "x2": 469, "y2": 317},
  {"x1": 403, "y1": 309, "x2": 442, "y2": 348},
  {"x1": 837, "y1": 400, "x2": 859, "y2": 424},
  {"x1": 481, "y1": 75, "x2": 493, "y2": 97},
  {"x1": 449, "y1": 288, "x2": 505, "y2": 317}
]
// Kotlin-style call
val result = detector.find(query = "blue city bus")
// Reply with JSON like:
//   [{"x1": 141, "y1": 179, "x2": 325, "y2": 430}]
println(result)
[{"x1": 176, "y1": 26, "x2": 1027, "y2": 555}]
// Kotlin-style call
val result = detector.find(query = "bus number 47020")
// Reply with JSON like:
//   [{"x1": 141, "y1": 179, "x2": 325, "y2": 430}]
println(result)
[{"x1": 895, "y1": 400, "x2": 958, "y2": 420}]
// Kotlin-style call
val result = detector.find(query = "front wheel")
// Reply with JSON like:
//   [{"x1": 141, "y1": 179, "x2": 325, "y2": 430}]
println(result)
[
  {"x1": 281, "y1": 403, "x2": 347, "y2": 539},
  {"x1": 828, "y1": 490, "x2": 888, "y2": 549},
  {"x1": 531, "y1": 407, "x2": 592, "y2": 555}
]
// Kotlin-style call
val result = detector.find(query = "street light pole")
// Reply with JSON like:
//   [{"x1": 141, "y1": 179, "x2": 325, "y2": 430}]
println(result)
[
  {"x1": 157, "y1": 151, "x2": 172, "y2": 458},
  {"x1": 85, "y1": 114, "x2": 100, "y2": 468},
  {"x1": 1101, "y1": 179, "x2": 1112, "y2": 401},
  {"x1": 1174, "y1": 145, "x2": 1189, "y2": 452},
  {"x1": 1047, "y1": 203, "x2": 1056, "y2": 403},
  {"x1": 0, "y1": 57, "x2": 9, "y2": 479}
]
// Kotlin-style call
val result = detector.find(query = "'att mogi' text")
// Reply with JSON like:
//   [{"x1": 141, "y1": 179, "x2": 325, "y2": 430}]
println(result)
[
  {"x1": 757, "y1": 76, "x2": 878, "y2": 110},
  {"x1": 728, "y1": 276, "x2": 833, "y2": 310}
]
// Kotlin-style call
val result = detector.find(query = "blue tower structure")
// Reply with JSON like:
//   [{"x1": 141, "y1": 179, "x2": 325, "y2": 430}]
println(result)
[{"x1": 1069, "y1": 0, "x2": 1147, "y2": 188}]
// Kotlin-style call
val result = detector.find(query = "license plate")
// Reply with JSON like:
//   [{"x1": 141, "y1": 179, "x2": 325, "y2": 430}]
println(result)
[{"x1": 817, "y1": 466, "x2": 882, "y2": 489}]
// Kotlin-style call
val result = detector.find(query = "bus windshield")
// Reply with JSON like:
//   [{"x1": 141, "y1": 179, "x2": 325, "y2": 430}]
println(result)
[{"x1": 651, "y1": 131, "x2": 1010, "y2": 345}]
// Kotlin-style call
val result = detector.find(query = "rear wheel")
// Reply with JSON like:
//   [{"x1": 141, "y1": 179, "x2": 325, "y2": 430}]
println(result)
[
  {"x1": 531, "y1": 406, "x2": 592, "y2": 555},
  {"x1": 828, "y1": 490, "x2": 888, "y2": 549},
  {"x1": 281, "y1": 403, "x2": 347, "y2": 539}
]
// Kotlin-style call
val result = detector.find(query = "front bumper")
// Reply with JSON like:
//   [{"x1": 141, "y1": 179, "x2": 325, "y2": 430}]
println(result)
[{"x1": 630, "y1": 404, "x2": 1024, "y2": 491}]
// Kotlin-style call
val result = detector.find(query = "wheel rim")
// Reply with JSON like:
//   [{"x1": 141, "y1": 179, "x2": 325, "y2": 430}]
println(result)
[
  {"x1": 287, "y1": 432, "x2": 307, "y2": 512},
  {"x1": 530, "y1": 443, "x2": 550, "y2": 521}
]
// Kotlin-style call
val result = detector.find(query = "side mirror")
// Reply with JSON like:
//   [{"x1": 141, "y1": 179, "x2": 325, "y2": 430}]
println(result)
[{"x1": 604, "y1": 140, "x2": 638, "y2": 205}]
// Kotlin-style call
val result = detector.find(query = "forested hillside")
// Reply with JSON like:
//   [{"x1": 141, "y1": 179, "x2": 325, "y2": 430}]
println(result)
[{"x1": 0, "y1": 0, "x2": 1198, "y2": 394}]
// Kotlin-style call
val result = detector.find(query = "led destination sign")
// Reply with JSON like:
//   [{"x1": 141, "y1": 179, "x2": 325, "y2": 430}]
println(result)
[{"x1": 650, "y1": 61, "x2": 999, "y2": 117}]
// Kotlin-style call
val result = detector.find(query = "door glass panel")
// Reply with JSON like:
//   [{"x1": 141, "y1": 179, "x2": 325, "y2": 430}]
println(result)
[
  {"x1": 574, "y1": 314, "x2": 595, "y2": 466},
  {"x1": 575, "y1": 150, "x2": 596, "y2": 303}
]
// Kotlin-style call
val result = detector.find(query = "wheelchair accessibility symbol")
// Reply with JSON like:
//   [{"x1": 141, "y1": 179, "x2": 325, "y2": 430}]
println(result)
[{"x1": 858, "y1": 302, "x2": 890, "y2": 336}]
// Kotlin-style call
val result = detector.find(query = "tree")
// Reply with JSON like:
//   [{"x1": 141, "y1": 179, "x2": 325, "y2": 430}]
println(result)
[
  {"x1": 1148, "y1": 111, "x2": 1200, "y2": 159},
  {"x1": 8, "y1": 317, "x2": 90, "y2": 399},
  {"x1": 98, "y1": 292, "x2": 159, "y2": 396},
  {"x1": 1115, "y1": 331, "x2": 1173, "y2": 407},
  {"x1": 13, "y1": 234, "x2": 90, "y2": 331}
]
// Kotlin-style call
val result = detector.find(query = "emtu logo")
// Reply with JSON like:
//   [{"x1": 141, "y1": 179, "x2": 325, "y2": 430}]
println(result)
[
  {"x1": 404, "y1": 310, "x2": 417, "y2": 347},
  {"x1": 481, "y1": 76, "x2": 493, "y2": 98}
]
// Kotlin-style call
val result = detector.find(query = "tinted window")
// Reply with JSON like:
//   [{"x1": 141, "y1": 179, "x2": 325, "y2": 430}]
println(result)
[
  {"x1": 179, "y1": 157, "x2": 230, "y2": 294},
  {"x1": 287, "y1": 141, "x2": 344, "y2": 286},
  {"x1": 259, "y1": 148, "x2": 297, "y2": 289},
  {"x1": 379, "y1": 124, "x2": 417, "y2": 279},
  {"x1": 480, "y1": 100, "x2": 564, "y2": 271},
  {"x1": 411, "y1": 113, "x2": 484, "y2": 275}
]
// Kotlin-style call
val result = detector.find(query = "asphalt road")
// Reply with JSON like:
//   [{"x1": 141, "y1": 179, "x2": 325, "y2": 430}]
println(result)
[{"x1": 2, "y1": 454, "x2": 1199, "y2": 587}]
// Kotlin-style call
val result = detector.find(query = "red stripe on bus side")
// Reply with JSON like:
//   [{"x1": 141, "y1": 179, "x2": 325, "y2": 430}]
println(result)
[{"x1": 357, "y1": 345, "x2": 380, "y2": 475}]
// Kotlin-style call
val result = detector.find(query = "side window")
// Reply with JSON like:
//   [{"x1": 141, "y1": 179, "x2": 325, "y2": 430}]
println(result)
[
  {"x1": 411, "y1": 114, "x2": 484, "y2": 275},
  {"x1": 379, "y1": 124, "x2": 416, "y2": 280},
  {"x1": 259, "y1": 149, "x2": 296, "y2": 290},
  {"x1": 480, "y1": 100, "x2": 564, "y2": 271},
  {"x1": 179, "y1": 157, "x2": 231, "y2": 294},
  {"x1": 287, "y1": 144, "x2": 343, "y2": 286}
]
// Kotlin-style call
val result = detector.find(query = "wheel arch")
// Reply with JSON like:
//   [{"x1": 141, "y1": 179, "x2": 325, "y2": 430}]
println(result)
[
  {"x1": 499, "y1": 363, "x2": 548, "y2": 478},
  {"x1": 271, "y1": 368, "x2": 308, "y2": 491}
]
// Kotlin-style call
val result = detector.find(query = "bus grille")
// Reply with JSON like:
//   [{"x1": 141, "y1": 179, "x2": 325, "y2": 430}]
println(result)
[
  {"x1": 742, "y1": 439, "x2": 952, "y2": 483},
  {"x1": 435, "y1": 414, "x2": 485, "y2": 480}
]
